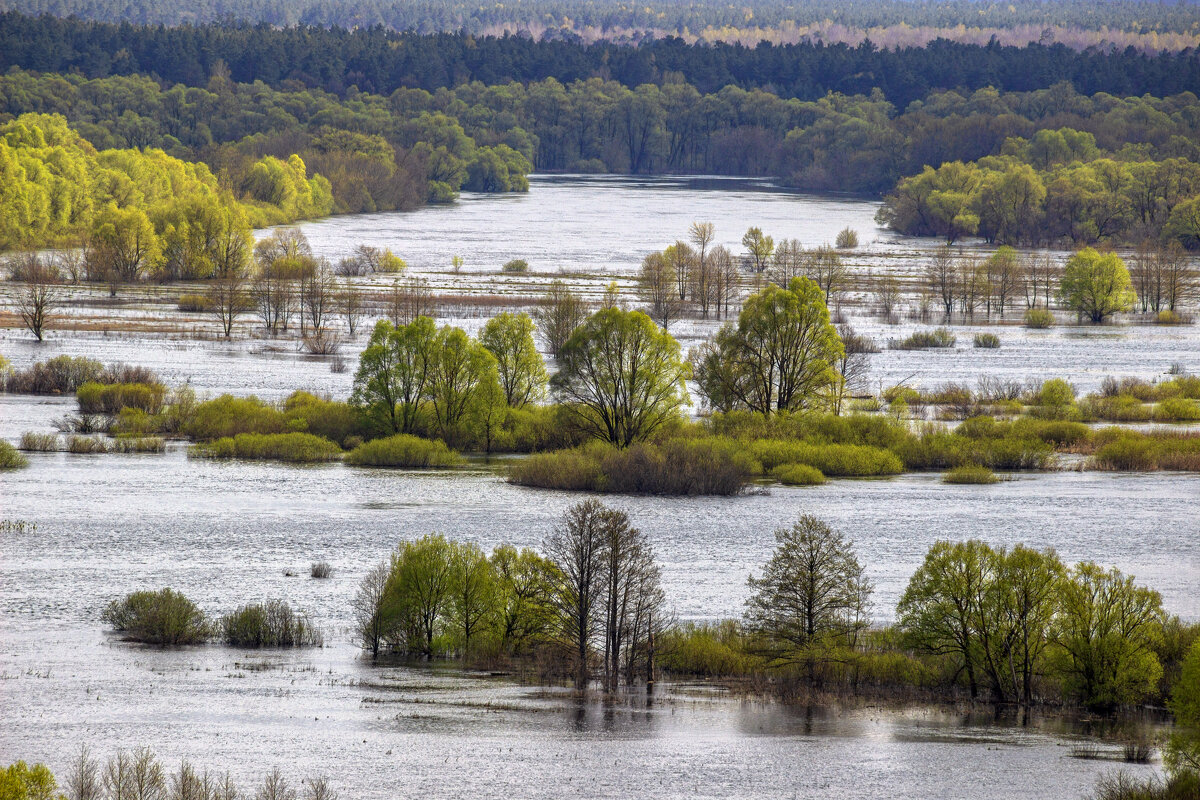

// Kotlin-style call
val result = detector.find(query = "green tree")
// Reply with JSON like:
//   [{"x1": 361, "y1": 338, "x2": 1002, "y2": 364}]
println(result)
[
  {"x1": 692, "y1": 277, "x2": 843, "y2": 416},
  {"x1": 741, "y1": 227, "x2": 775, "y2": 273},
  {"x1": 448, "y1": 541, "x2": 497, "y2": 658},
  {"x1": 1166, "y1": 639, "x2": 1200, "y2": 776},
  {"x1": 1051, "y1": 562, "x2": 1165, "y2": 711},
  {"x1": 350, "y1": 317, "x2": 436, "y2": 434},
  {"x1": 89, "y1": 203, "x2": 162, "y2": 285},
  {"x1": 1059, "y1": 247, "x2": 1136, "y2": 323},
  {"x1": 0, "y1": 761, "x2": 58, "y2": 800},
  {"x1": 745, "y1": 515, "x2": 872, "y2": 680},
  {"x1": 533, "y1": 279, "x2": 587, "y2": 358},
  {"x1": 491, "y1": 544, "x2": 557, "y2": 657},
  {"x1": 479, "y1": 312, "x2": 547, "y2": 407},
  {"x1": 383, "y1": 534, "x2": 455, "y2": 657},
  {"x1": 427, "y1": 326, "x2": 499, "y2": 442},
  {"x1": 551, "y1": 308, "x2": 689, "y2": 447}
]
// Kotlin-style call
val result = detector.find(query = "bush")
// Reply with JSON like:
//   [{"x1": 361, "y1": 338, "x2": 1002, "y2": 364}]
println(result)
[
  {"x1": 889, "y1": 328, "x2": 956, "y2": 350},
  {"x1": 943, "y1": 464, "x2": 999, "y2": 484},
  {"x1": 0, "y1": 440, "x2": 28, "y2": 469},
  {"x1": 191, "y1": 432, "x2": 342, "y2": 462},
  {"x1": 835, "y1": 227, "x2": 859, "y2": 249},
  {"x1": 184, "y1": 395, "x2": 287, "y2": 441},
  {"x1": 501, "y1": 258, "x2": 529, "y2": 272},
  {"x1": 1088, "y1": 430, "x2": 1200, "y2": 471},
  {"x1": 1156, "y1": 309, "x2": 1187, "y2": 325},
  {"x1": 1037, "y1": 378, "x2": 1077, "y2": 408},
  {"x1": 283, "y1": 392, "x2": 368, "y2": 447},
  {"x1": 659, "y1": 622, "x2": 761, "y2": 677},
  {"x1": 771, "y1": 463, "x2": 827, "y2": 485},
  {"x1": 1155, "y1": 397, "x2": 1200, "y2": 422},
  {"x1": 973, "y1": 332, "x2": 1000, "y2": 349},
  {"x1": 102, "y1": 588, "x2": 210, "y2": 645},
  {"x1": 18, "y1": 432, "x2": 58, "y2": 451},
  {"x1": 749, "y1": 439, "x2": 903, "y2": 477},
  {"x1": 345, "y1": 434, "x2": 464, "y2": 467},
  {"x1": 1, "y1": 355, "x2": 102, "y2": 394},
  {"x1": 508, "y1": 447, "x2": 605, "y2": 491},
  {"x1": 220, "y1": 600, "x2": 322, "y2": 647},
  {"x1": 111, "y1": 436, "x2": 166, "y2": 453},
  {"x1": 66, "y1": 435, "x2": 110, "y2": 454},
  {"x1": 77, "y1": 381, "x2": 166, "y2": 415},
  {"x1": 310, "y1": 561, "x2": 332, "y2": 578},
  {"x1": 176, "y1": 293, "x2": 210, "y2": 312},
  {"x1": 1024, "y1": 308, "x2": 1056, "y2": 328}
]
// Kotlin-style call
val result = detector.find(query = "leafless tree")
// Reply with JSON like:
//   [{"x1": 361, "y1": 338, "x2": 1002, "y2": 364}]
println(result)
[
  {"x1": 872, "y1": 270, "x2": 902, "y2": 324},
  {"x1": 925, "y1": 245, "x2": 958, "y2": 318},
  {"x1": 805, "y1": 245, "x2": 847, "y2": 309},
  {"x1": 302, "y1": 778, "x2": 337, "y2": 800},
  {"x1": 599, "y1": 515, "x2": 663, "y2": 692},
  {"x1": 386, "y1": 277, "x2": 436, "y2": 327},
  {"x1": 10, "y1": 253, "x2": 61, "y2": 341},
  {"x1": 254, "y1": 769, "x2": 296, "y2": 800},
  {"x1": 957, "y1": 254, "x2": 987, "y2": 318},
  {"x1": 353, "y1": 561, "x2": 391, "y2": 659},
  {"x1": 169, "y1": 761, "x2": 213, "y2": 800},
  {"x1": 769, "y1": 238, "x2": 805, "y2": 286},
  {"x1": 340, "y1": 279, "x2": 365, "y2": 336},
  {"x1": 638, "y1": 251, "x2": 682, "y2": 330},
  {"x1": 1022, "y1": 252, "x2": 1057, "y2": 309},
  {"x1": 833, "y1": 324, "x2": 877, "y2": 415},
  {"x1": 301, "y1": 259, "x2": 336, "y2": 335},
  {"x1": 544, "y1": 499, "x2": 611, "y2": 690},
  {"x1": 65, "y1": 745, "x2": 102, "y2": 800},
  {"x1": 207, "y1": 271, "x2": 248, "y2": 338},
  {"x1": 533, "y1": 279, "x2": 587, "y2": 358},
  {"x1": 711, "y1": 245, "x2": 741, "y2": 319},
  {"x1": 986, "y1": 248, "x2": 1022, "y2": 317}
]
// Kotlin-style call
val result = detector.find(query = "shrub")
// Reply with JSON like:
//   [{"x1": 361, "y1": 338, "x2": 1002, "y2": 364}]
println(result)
[
  {"x1": 191, "y1": 432, "x2": 342, "y2": 463},
  {"x1": 973, "y1": 333, "x2": 1000, "y2": 349},
  {"x1": 18, "y1": 432, "x2": 58, "y2": 451},
  {"x1": 750, "y1": 439, "x2": 903, "y2": 477},
  {"x1": 66, "y1": 435, "x2": 110, "y2": 454},
  {"x1": 1156, "y1": 309, "x2": 1187, "y2": 325},
  {"x1": 220, "y1": 600, "x2": 322, "y2": 647},
  {"x1": 0, "y1": 440, "x2": 28, "y2": 469},
  {"x1": 501, "y1": 258, "x2": 529, "y2": 272},
  {"x1": 345, "y1": 434, "x2": 464, "y2": 467},
  {"x1": 184, "y1": 395, "x2": 287, "y2": 440},
  {"x1": 111, "y1": 436, "x2": 166, "y2": 453},
  {"x1": 1, "y1": 355, "x2": 102, "y2": 394},
  {"x1": 508, "y1": 447, "x2": 605, "y2": 491},
  {"x1": 943, "y1": 464, "x2": 999, "y2": 484},
  {"x1": 77, "y1": 381, "x2": 166, "y2": 415},
  {"x1": 1154, "y1": 397, "x2": 1200, "y2": 422},
  {"x1": 1024, "y1": 308, "x2": 1055, "y2": 328},
  {"x1": 835, "y1": 227, "x2": 859, "y2": 249},
  {"x1": 771, "y1": 463, "x2": 827, "y2": 485},
  {"x1": 659, "y1": 622, "x2": 761, "y2": 676},
  {"x1": 889, "y1": 328, "x2": 956, "y2": 350},
  {"x1": 176, "y1": 294, "x2": 209, "y2": 312},
  {"x1": 283, "y1": 392, "x2": 368, "y2": 448},
  {"x1": 1037, "y1": 378, "x2": 1076, "y2": 408},
  {"x1": 102, "y1": 588, "x2": 210, "y2": 644},
  {"x1": 1081, "y1": 394, "x2": 1152, "y2": 422},
  {"x1": 310, "y1": 562, "x2": 332, "y2": 579}
]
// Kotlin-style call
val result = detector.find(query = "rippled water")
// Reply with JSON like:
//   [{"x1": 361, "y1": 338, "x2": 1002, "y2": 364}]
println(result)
[{"x1": 2, "y1": 176, "x2": 1197, "y2": 797}]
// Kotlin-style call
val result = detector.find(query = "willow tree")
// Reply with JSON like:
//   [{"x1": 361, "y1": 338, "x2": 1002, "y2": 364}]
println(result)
[
  {"x1": 551, "y1": 308, "x2": 689, "y2": 447},
  {"x1": 692, "y1": 276, "x2": 843, "y2": 416},
  {"x1": 1059, "y1": 247, "x2": 1136, "y2": 323},
  {"x1": 480, "y1": 311, "x2": 547, "y2": 407}
]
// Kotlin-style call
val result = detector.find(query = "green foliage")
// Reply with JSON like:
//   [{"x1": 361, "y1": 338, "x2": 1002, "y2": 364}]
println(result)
[
  {"x1": 501, "y1": 259, "x2": 528, "y2": 272},
  {"x1": 973, "y1": 333, "x2": 1001, "y2": 349},
  {"x1": 102, "y1": 588, "x2": 210, "y2": 644},
  {"x1": 1166, "y1": 639, "x2": 1200, "y2": 777},
  {"x1": 749, "y1": 439, "x2": 903, "y2": 477},
  {"x1": 0, "y1": 440, "x2": 28, "y2": 470},
  {"x1": 480, "y1": 312, "x2": 547, "y2": 408},
  {"x1": 351, "y1": 317, "x2": 437, "y2": 436},
  {"x1": 345, "y1": 434, "x2": 463, "y2": 468},
  {"x1": 890, "y1": 328, "x2": 956, "y2": 350},
  {"x1": 1060, "y1": 248, "x2": 1136, "y2": 323},
  {"x1": 184, "y1": 394, "x2": 287, "y2": 440},
  {"x1": 770, "y1": 463, "x2": 827, "y2": 485},
  {"x1": 1023, "y1": 308, "x2": 1056, "y2": 328},
  {"x1": 189, "y1": 432, "x2": 341, "y2": 462},
  {"x1": 0, "y1": 761, "x2": 59, "y2": 800},
  {"x1": 660, "y1": 621, "x2": 763, "y2": 677},
  {"x1": 220, "y1": 600, "x2": 322, "y2": 647},
  {"x1": 942, "y1": 464, "x2": 999, "y2": 484},
  {"x1": 552, "y1": 308, "x2": 690, "y2": 446},
  {"x1": 1088, "y1": 429, "x2": 1200, "y2": 471},
  {"x1": 76, "y1": 381, "x2": 165, "y2": 415}
]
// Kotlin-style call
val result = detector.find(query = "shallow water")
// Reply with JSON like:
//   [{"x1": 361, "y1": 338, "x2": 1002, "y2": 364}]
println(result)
[{"x1": 2, "y1": 175, "x2": 1198, "y2": 797}]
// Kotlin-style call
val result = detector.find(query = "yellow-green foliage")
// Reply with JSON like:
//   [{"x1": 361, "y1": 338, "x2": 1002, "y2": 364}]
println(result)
[
  {"x1": 942, "y1": 464, "x2": 1000, "y2": 484},
  {"x1": 771, "y1": 463, "x2": 827, "y2": 485},
  {"x1": 750, "y1": 439, "x2": 903, "y2": 476},
  {"x1": 659, "y1": 622, "x2": 764, "y2": 677},
  {"x1": 1088, "y1": 429, "x2": 1200, "y2": 471},
  {"x1": 0, "y1": 112, "x2": 329, "y2": 252},
  {"x1": 0, "y1": 760, "x2": 59, "y2": 800},
  {"x1": 190, "y1": 432, "x2": 341, "y2": 462},
  {"x1": 1156, "y1": 397, "x2": 1200, "y2": 422},
  {"x1": 344, "y1": 433, "x2": 464, "y2": 468},
  {"x1": 0, "y1": 441, "x2": 29, "y2": 470},
  {"x1": 76, "y1": 381, "x2": 166, "y2": 415},
  {"x1": 184, "y1": 395, "x2": 288, "y2": 440}
]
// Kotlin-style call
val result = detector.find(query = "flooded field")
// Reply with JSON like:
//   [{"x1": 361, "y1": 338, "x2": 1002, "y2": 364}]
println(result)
[{"x1": 2, "y1": 175, "x2": 1198, "y2": 798}]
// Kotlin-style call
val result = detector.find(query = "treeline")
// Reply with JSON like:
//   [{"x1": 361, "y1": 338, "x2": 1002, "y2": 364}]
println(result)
[
  {"x1": 878, "y1": 130, "x2": 1200, "y2": 247},
  {"x1": 0, "y1": 113, "x2": 329, "y2": 253},
  {"x1": 5, "y1": 0, "x2": 1200, "y2": 44},
  {"x1": 3, "y1": 13, "x2": 1200, "y2": 108}
]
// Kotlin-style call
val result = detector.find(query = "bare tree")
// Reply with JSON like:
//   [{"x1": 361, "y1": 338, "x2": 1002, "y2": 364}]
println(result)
[
  {"x1": 957, "y1": 254, "x2": 987, "y2": 318},
  {"x1": 833, "y1": 324, "x2": 877, "y2": 415},
  {"x1": 663, "y1": 240, "x2": 694, "y2": 302},
  {"x1": 1023, "y1": 252, "x2": 1057, "y2": 309},
  {"x1": 533, "y1": 279, "x2": 587, "y2": 358},
  {"x1": 254, "y1": 769, "x2": 296, "y2": 800},
  {"x1": 1162, "y1": 243, "x2": 1199, "y2": 312},
  {"x1": 386, "y1": 277, "x2": 437, "y2": 327},
  {"x1": 340, "y1": 279, "x2": 365, "y2": 336},
  {"x1": 302, "y1": 778, "x2": 337, "y2": 800},
  {"x1": 301, "y1": 259, "x2": 336, "y2": 334},
  {"x1": 65, "y1": 745, "x2": 102, "y2": 800},
  {"x1": 769, "y1": 238, "x2": 805, "y2": 286},
  {"x1": 985, "y1": 247, "x2": 1022, "y2": 317},
  {"x1": 207, "y1": 271, "x2": 248, "y2": 338},
  {"x1": 544, "y1": 499, "x2": 611, "y2": 690},
  {"x1": 926, "y1": 245, "x2": 958, "y2": 318},
  {"x1": 637, "y1": 251, "x2": 682, "y2": 330},
  {"x1": 872, "y1": 270, "x2": 902, "y2": 324},
  {"x1": 10, "y1": 253, "x2": 61, "y2": 341},
  {"x1": 805, "y1": 245, "x2": 847, "y2": 310},
  {"x1": 711, "y1": 245, "x2": 741, "y2": 319},
  {"x1": 353, "y1": 561, "x2": 391, "y2": 659}
]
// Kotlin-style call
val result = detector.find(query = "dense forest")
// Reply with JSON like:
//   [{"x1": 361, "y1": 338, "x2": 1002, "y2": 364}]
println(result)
[
  {"x1": 3, "y1": 0, "x2": 1200, "y2": 51},
  {"x1": 3, "y1": 12, "x2": 1200, "y2": 106}
]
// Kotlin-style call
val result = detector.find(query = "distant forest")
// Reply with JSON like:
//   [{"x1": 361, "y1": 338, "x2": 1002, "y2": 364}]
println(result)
[
  {"x1": 2, "y1": 12, "x2": 1200, "y2": 107},
  {"x1": 2, "y1": 0, "x2": 1200, "y2": 51}
]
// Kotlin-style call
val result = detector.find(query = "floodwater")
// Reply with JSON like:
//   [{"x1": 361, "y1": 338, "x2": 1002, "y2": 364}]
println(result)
[{"x1": 1, "y1": 175, "x2": 1197, "y2": 797}]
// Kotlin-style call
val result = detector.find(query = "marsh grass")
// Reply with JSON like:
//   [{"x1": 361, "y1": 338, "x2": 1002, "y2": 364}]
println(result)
[
  {"x1": 1023, "y1": 308, "x2": 1055, "y2": 329},
  {"x1": 19, "y1": 432, "x2": 58, "y2": 451},
  {"x1": 889, "y1": 328, "x2": 956, "y2": 350},
  {"x1": 310, "y1": 562, "x2": 333, "y2": 579},
  {"x1": 111, "y1": 436, "x2": 166, "y2": 453},
  {"x1": 973, "y1": 332, "x2": 1001, "y2": 349},
  {"x1": 66, "y1": 435, "x2": 111, "y2": 454}
]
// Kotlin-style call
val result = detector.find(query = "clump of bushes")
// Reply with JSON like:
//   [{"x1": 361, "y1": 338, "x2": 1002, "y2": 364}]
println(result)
[
  {"x1": 835, "y1": 227, "x2": 859, "y2": 249},
  {"x1": 310, "y1": 561, "x2": 332, "y2": 578},
  {"x1": 1024, "y1": 308, "x2": 1055, "y2": 328},
  {"x1": 942, "y1": 464, "x2": 999, "y2": 484},
  {"x1": 345, "y1": 433, "x2": 464, "y2": 467},
  {"x1": 771, "y1": 463, "x2": 827, "y2": 485},
  {"x1": 659, "y1": 622, "x2": 763, "y2": 677},
  {"x1": 1088, "y1": 429, "x2": 1200, "y2": 471},
  {"x1": 1155, "y1": 397, "x2": 1200, "y2": 422},
  {"x1": 176, "y1": 294, "x2": 210, "y2": 312},
  {"x1": 18, "y1": 432, "x2": 58, "y2": 451},
  {"x1": 750, "y1": 439, "x2": 903, "y2": 477},
  {"x1": 220, "y1": 600, "x2": 322, "y2": 647},
  {"x1": 102, "y1": 588, "x2": 210, "y2": 645},
  {"x1": 0, "y1": 440, "x2": 28, "y2": 469},
  {"x1": 66, "y1": 435, "x2": 110, "y2": 454},
  {"x1": 1156, "y1": 309, "x2": 1187, "y2": 325},
  {"x1": 111, "y1": 436, "x2": 166, "y2": 453},
  {"x1": 501, "y1": 258, "x2": 529, "y2": 272},
  {"x1": 2, "y1": 356, "x2": 158, "y2": 395},
  {"x1": 973, "y1": 333, "x2": 1000, "y2": 349},
  {"x1": 190, "y1": 432, "x2": 342, "y2": 463},
  {"x1": 508, "y1": 438, "x2": 759, "y2": 495},
  {"x1": 77, "y1": 381, "x2": 166, "y2": 415},
  {"x1": 889, "y1": 328, "x2": 956, "y2": 350}
]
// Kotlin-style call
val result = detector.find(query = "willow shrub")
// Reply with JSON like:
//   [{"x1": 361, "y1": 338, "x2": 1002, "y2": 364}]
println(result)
[
  {"x1": 0, "y1": 440, "x2": 28, "y2": 469},
  {"x1": 771, "y1": 463, "x2": 827, "y2": 485},
  {"x1": 18, "y1": 432, "x2": 57, "y2": 451},
  {"x1": 221, "y1": 600, "x2": 322, "y2": 647},
  {"x1": 344, "y1": 433, "x2": 464, "y2": 468},
  {"x1": 184, "y1": 395, "x2": 289, "y2": 440},
  {"x1": 750, "y1": 439, "x2": 903, "y2": 477},
  {"x1": 102, "y1": 588, "x2": 210, "y2": 645},
  {"x1": 76, "y1": 381, "x2": 166, "y2": 415},
  {"x1": 190, "y1": 432, "x2": 341, "y2": 463},
  {"x1": 659, "y1": 622, "x2": 764, "y2": 677},
  {"x1": 1089, "y1": 430, "x2": 1200, "y2": 471},
  {"x1": 943, "y1": 464, "x2": 999, "y2": 484}
]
